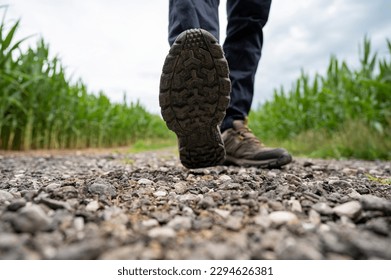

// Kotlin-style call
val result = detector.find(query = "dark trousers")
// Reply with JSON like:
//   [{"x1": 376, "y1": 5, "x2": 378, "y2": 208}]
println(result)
[{"x1": 168, "y1": 0, "x2": 272, "y2": 131}]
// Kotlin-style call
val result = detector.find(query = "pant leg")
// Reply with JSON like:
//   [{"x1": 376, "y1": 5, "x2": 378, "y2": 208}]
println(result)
[
  {"x1": 168, "y1": 0, "x2": 220, "y2": 46},
  {"x1": 221, "y1": 0, "x2": 272, "y2": 132}
]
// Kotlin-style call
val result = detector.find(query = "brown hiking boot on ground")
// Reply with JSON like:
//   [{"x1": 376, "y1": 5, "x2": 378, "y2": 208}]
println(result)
[
  {"x1": 159, "y1": 29, "x2": 231, "y2": 169},
  {"x1": 222, "y1": 119, "x2": 292, "y2": 168}
]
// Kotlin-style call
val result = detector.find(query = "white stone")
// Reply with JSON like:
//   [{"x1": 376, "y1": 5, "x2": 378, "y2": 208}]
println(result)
[
  {"x1": 312, "y1": 202, "x2": 334, "y2": 215},
  {"x1": 148, "y1": 227, "x2": 176, "y2": 239},
  {"x1": 86, "y1": 200, "x2": 100, "y2": 212},
  {"x1": 254, "y1": 215, "x2": 271, "y2": 229},
  {"x1": 214, "y1": 209, "x2": 230, "y2": 219},
  {"x1": 269, "y1": 211, "x2": 299, "y2": 226},
  {"x1": 289, "y1": 199, "x2": 303, "y2": 212},
  {"x1": 45, "y1": 183, "x2": 61, "y2": 191},
  {"x1": 153, "y1": 190, "x2": 167, "y2": 197},
  {"x1": 348, "y1": 188, "x2": 362, "y2": 200},
  {"x1": 167, "y1": 216, "x2": 192, "y2": 230},
  {"x1": 225, "y1": 216, "x2": 242, "y2": 231},
  {"x1": 179, "y1": 194, "x2": 200, "y2": 203},
  {"x1": 138, "y1": 178, "x2": 153, "y2": 185},
  {"x1": 333, "y1": 201, "x2": 362, "y2": 219},
  {"x1": 308, "y1": 209, "x2": 321, "y2": 225},
  {"x1": 141, "y1": 219, "x2": 159, "y2": 228},
  {"x1": 302, "y1": 223, "x2": 316, "y2": 231},
  {"x1": 73, "y1": 217, "x2": 85, "y2": 231},
  {"x1": 219, "y1": 175, "x2": 232, "y2": 181}
]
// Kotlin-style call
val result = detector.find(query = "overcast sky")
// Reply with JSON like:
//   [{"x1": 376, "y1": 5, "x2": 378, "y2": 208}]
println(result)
[{"x1": 4, "y1": 0, "x2": 391, "y2": 113}]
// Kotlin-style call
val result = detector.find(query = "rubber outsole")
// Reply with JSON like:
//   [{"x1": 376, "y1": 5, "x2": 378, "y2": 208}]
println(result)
[
  {"x1": 224, "y1": 153, "x2": 293, "y2": 168},
  {"x1": 159, "y1": 29, "x2": 231, "y2": 169}
]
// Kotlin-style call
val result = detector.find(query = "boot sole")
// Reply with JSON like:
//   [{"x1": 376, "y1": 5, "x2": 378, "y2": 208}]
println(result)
[
  {"x1": 225, "y1": 153, "x2": 292, "y2": 168},
  {"x1": 159, "y1": 29, "x2": 231, "y2": 169}
]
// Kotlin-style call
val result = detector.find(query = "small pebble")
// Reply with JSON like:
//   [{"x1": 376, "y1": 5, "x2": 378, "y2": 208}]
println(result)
[
  {"x1": 333, "y1": 201, "x2": 362, "y2": 219},
  {"x1": 269, "y1": 211, "x2": 299, "y2": 226},
  {"x1": 85, "y1": 201, "x2": 100, "y2": 212},
  {"x1": 148, "y1": 227, "x2": 176, "y2": 240},
  {"x1": 0, "y1": 190, "x2": 13, "y2": 203},
  {"x1": 138, "y1": 178, "x2": 153, "y2": 185}
]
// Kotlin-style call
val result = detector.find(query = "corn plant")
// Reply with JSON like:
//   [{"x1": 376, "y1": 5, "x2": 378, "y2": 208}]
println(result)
[
  {"x1": 249, "y1": 37, "x2": 391, "y2": 160},
  {"x1": 0, "y1": 7, "x2": 173, "y2": 150}
]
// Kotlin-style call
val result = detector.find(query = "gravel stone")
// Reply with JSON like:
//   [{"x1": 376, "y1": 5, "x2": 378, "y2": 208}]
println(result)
[
  {"x1": 329, "y1": 180, "x2": 353, "y2": 188},
  {"x1": 178, "y1": 194, "x2": 200, "y2": 203},
  {"x1": 333, "y1": 201, "x2": 362, "y2": 219},
  {"x1": 0, "y1": 190, "x2": 13, "y2": 203},
  {"x1": 39, "y1": 197, "x2": 71, "y2": 211},
  {"x1": 254, "y1": 215, "x2": 271, "y2": 229},
  {"x1": 289, "y1": 199, "x2": 303, "y2": 213},
  {"x1": 153, "y1": 190, "x2": 167, "y2": 197},
  {"x1": 73, "y1": 217, "x2": 84, "y2": 231},
  {"x1": 312, "y1": 202, "x2": 334, "y2": 215},
  {"x1": 167, "y1": 216, "x2": 192, "y2": 230},
  {"x1": 148, "y1": 227, "x2": 176, "y2": 240},
  {"x1": 141, "y1": 219, "x2": 159, "y2": 229},
  {"x1": 219, "y1": 175, "x2": 232, "y2": 181},
  {"x1": 347, "y1": 188, "x2": 362, "y2": 200},
  {"x1": 85, "y1": 200, "x2": 100, "y2": 212},
  {"x1": 198, "y1": 196, "x2": 216, "y2": 208},
  {"x1": 214, "y1": 209, "x2": 230, "y2": 219},
  {"x1": 365, "y1": 218, "x2": 390, "y2": 236},
  {"x1": 45, "y1": 183, "x2": 61, "y2": 192},
  {"x1": 308, "y1": 209, "x2": 321, "y2": 226},
  {"x1": 10, "y1": 204, "x2": 52, "y2": 233},
  {"x1": 1, "y1": 151, "x2": 390, "y2": 260},
  {"x1": 276, "y1": 238, "x2": 322, "y2": 260},
  {"x1": 87, "y1": 179, "x2": 116, "y2": 198},
  {"x1": 138, "y1": 178, "x2": 153, "y2": 185},
  {"x1": 269, "y1": 211, "x2": 299, "y2": 226},
  {"x1": 173, "y1": 182, "x2": 188, "y2": 194},
  {"x1": 54, "y1": 239, "x2": 105, "y2": 259},
  {"x1": 224, "y1": 216, "x2": 242, "y2": 231},
  {"x1": 360, "y1": 195, "x2": 391, "y2": 214},
  {"x1": 285, "y1": 174, "x2": 302, "y2": 186},
  {"x1": 6, "y1": 198, "x2": 26, "y2": 211}
]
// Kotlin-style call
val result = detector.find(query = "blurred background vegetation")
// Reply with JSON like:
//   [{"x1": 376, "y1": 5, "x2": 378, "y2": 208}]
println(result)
[
  {"x1": 0, "y1": 8, "x2": 174, "y2": 151},
  {"x1": 1, "y1": 8, "x2": 390, "y2": 160},
  {"x1": 249, "y1": 37, "x2": 391, "y2": 160}
]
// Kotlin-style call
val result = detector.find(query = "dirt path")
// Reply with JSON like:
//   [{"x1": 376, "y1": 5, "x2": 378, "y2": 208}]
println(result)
[{"x1": 0, "y1": 149, "x2": 390, "y2": 259}]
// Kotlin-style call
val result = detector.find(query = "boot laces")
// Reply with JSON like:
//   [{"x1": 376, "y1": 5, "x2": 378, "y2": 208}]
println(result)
[{"x1": 235, "y1": 121, "x2": 263, "y2": 146}]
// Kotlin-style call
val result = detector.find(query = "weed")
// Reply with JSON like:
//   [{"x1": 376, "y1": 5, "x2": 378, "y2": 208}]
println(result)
[{"x1": 366, "y1": 174, "x2": 391, "y2": 185}]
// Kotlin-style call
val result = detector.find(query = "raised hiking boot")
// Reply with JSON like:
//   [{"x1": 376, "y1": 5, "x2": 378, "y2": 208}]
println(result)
[
  {"x1": 222, "y1": 120, "x2": 292, "y2": 168},
  {"x1": 159, "y1": 29, "x2": 231, "y2": 169}
]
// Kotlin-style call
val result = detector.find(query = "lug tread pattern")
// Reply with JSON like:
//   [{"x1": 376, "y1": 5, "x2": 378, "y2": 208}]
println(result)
[{"x1": 159, "y1": 29, "x2": 231, "y2": 168}]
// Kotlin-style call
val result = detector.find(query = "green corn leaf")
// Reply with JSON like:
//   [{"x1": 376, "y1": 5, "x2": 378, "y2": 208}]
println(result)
[{"x1": 1, "y1": 19, "x2": 19, "y2": 51}]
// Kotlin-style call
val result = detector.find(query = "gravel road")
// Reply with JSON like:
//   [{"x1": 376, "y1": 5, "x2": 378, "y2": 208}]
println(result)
[{"x1": 0, "y1": 149, "x2": 390, "y2": 260}]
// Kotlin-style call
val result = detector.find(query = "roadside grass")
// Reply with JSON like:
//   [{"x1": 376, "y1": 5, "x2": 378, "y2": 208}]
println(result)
[
  {"x1": 128, "y1": 136, "x2": 176, "y2": 153},
  {"x1": 249, "y1": 37, "x2": 391, "y2": 160},
  {"x1": 261, "y1": 119, "x2": 391, "y2": 160}
]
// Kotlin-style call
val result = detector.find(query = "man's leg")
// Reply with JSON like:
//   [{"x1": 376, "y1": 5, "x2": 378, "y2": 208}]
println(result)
[
  {"x1": 168, "y1": 0, "x2": 220, "y2": 45},
  {"x1": 221, "y1": 0, "x2": 271, "y2": 131},
  {"x1": 220, "y1": 0, "x2": 292, "y2": 168}
]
